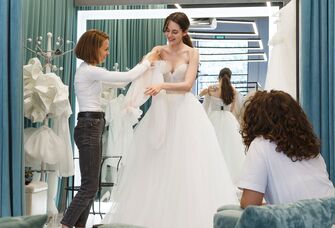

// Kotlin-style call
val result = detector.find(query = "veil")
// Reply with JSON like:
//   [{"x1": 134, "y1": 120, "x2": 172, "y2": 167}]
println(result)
[{"x1": 104, "y1": 61, "x2": 168, "y2": 165}]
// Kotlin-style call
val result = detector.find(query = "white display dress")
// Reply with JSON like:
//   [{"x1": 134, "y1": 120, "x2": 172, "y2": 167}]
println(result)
[
  {"x1": 103, "y1": 61, "x2": 238, "y2": 228},
  {"x1": 203, "y1": 95, "x2": 246, "y2": 185}
]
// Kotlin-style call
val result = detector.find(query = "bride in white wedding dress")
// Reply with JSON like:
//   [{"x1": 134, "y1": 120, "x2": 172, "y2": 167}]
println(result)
[
  {"x1": 102, "y1": 12, "x2": 238, "y2": 228},
  {"x1": 201, "y1": 68, "x2": 245, "y2": 185}
]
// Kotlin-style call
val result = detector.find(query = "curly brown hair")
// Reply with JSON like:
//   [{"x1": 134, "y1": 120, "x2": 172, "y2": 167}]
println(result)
[{"x1": 241, "y1": 90, "x2": 320, "y2": 161}]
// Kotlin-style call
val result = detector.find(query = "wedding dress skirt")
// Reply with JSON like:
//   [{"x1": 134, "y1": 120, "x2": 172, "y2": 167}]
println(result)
[
  {"x1": 203, "y1": 96, "x2": 245, "y2": 185},
  {"x1": 209, "y1": 111, "x2": 245, "y2": 185},
  {"x1": 103, "y1": 62, "x2": 238, "y2": 228}
]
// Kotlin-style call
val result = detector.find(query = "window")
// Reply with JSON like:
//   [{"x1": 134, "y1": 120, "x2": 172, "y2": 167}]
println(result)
[{"x1": 196, "y1": 40, "x2": 248, "y2": 95}]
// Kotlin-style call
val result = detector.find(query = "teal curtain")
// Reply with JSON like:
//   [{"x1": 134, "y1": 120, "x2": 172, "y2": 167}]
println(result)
[
  {"x1": 81, "y1": 5, "x2": 167, "y2": 113},
  {"x1": 300, "y1": 0, "x2": 335, "y2": 183},
  {"x1": 22, "y1": 0, "x2": 77, "y2": 212},
  {"x1": 0, "y1": 0, "x2": 24, "y2": 216}
]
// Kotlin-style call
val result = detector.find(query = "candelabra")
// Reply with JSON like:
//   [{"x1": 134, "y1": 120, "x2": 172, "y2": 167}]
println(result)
[{"x1": 25, "y1": 32, "x2": 75, "y2": 73}]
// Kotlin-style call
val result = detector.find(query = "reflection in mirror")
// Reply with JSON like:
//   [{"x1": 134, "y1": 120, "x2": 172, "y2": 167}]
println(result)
[
  {"x1": 77, "y1": 3, "x2": 286, "y2": 99},
  {"x1": 191, "y1": 18, "x2": 270, "y2": 96}
]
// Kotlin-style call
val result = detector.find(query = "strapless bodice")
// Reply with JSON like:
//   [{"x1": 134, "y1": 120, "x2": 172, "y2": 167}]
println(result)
[
  {"x1": 156, "y1": 61, "x2": 188, "y2": 83},
  {"x1": 209, "y1": 96, "x2": 231, "y2": 111}
]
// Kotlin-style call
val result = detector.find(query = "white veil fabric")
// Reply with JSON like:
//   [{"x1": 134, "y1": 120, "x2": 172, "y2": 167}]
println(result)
[
  {"x1": 265, "y1": 0, "x2": 297, "y2": 99},
  {"x1": 104, "y1": 61, "x2": 168, "y2": 166}
]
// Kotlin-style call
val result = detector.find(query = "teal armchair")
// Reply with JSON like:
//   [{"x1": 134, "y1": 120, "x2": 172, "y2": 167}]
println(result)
[
  {"x1": 214, "y1": 197, "x2": 335, "y2": 228},
  {"x1": 0, "y1": 214, "x2": 47, "y2": 228}
]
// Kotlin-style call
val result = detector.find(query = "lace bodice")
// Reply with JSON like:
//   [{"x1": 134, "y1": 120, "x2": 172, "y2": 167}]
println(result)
[
  {"x1": 159, "y1": 61, "x2": 188, "y2": 83},
  {"x1": 208, "y1": 96, "x2": 231, "y2": 111}
]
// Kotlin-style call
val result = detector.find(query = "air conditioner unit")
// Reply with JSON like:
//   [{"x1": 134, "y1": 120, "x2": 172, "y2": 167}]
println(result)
[{"x1": 190, "y1": 18, "x2": 217, "y2": 30}]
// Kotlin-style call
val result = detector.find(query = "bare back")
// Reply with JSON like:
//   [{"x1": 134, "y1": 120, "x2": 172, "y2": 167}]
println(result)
[
  {"x1": 208, "y1": 84, "x2": 221, "y2": 98},
  {"x1": 208, "y1": 85, "x2": 237, "y2": 112}
]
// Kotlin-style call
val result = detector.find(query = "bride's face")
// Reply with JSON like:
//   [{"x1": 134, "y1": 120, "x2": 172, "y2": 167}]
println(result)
[{"x1": 164, "y1": 21, "x2": 186, "y2": 46}]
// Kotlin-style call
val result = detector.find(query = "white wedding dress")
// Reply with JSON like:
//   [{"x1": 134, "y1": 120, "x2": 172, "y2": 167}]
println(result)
[
  {"x1": 264, "y1": 0, "x2": 296, "y2": 99},
  {"x1": 203, "y1": 95, "x2": 245, "y2": 185},
  {"x1": 102, "y1": 61, "x2": 238, "y2": 228}
]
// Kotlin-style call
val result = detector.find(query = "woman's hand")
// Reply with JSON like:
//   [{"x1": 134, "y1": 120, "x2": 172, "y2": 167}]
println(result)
[
  {"x1": 143, "y1": 49, "x2": 161, "y2": 65},
  {"x1": 145, "y1": 84, "x2": 162, "y2": 96},
  {"x1": 199, "y1": 88, "x2": 209, "y2": 97}
]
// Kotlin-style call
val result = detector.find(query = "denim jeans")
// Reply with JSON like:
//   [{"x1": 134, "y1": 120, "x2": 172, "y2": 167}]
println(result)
[{"x1": 61, "y1": 115, "x2": 105, "y2": 227}]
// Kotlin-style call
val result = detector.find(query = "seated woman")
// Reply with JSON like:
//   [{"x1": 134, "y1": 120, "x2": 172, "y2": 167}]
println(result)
[{"x1": 238, "y1": 90, "x2": 335, "y2": 208}]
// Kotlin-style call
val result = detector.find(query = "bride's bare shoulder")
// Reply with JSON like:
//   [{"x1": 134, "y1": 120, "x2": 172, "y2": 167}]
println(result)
[
  {"x1": 160, "y1": 46, "x2": 171, "y2": 53},
  {"x1": 151, "y1": 45, "x2": 167, "y2": 52},
  {"x1": 189, "y1": 46, "x2": 198, "y2": 55},
  {"x1": 181, "y1": 46, "x2": 198, "y2": 58}
]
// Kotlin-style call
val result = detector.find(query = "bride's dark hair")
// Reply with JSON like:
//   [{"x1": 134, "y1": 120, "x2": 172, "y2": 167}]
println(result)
[
  {"x1": 219, "y1": 68, "x2": 234, "y2": 105},
  {"x1": 163, "y1": 12, "x2": 193, "y2": 47}
]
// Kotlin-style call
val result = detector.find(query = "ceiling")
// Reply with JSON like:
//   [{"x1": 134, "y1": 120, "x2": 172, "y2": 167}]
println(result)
[{"x1": 74, "y1": 0, "x2": 290, "y2": 7}]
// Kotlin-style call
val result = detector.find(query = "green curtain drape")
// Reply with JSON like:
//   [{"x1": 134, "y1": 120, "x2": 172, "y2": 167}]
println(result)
[
  {"x1": 0, "y1": 0, "x2": 24, "y2": 216},
  {"x1": 300, "y1": 0, "x2": 335, "y2": 183},
  {"x1": 81, "y1": 4, "x2": 167, "y2": 113},
  {"x1": 23, "y1": 0, "x2": 77, "y2": 117},
  {"x1": 22, "y1": 0, "x2": 77, "y2": 212}
]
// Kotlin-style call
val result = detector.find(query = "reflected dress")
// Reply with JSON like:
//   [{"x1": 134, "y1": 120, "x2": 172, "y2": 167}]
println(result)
[{"x1": 203, "y1": 95, "x2": 245, "y2": 184}]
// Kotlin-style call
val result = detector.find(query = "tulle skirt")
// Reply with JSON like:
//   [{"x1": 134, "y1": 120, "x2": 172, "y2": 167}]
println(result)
[
  {"x1": 103, "y1": 93, "x2": 238, "y2": 228},
  {"x1": 208, "y1": 111, "x2": 245, "y2": 185}
]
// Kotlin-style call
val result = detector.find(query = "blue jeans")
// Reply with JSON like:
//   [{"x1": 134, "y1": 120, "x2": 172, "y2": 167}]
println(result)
[{"x1": 61, "y1": 114, "x2": 105, "y2": 227}]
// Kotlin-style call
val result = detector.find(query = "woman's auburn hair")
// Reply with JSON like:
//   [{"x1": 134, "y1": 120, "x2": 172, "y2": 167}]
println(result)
[
  {"x1": 241, "y1": 90, "x2": 320, "y2": 161},
  {"x1": 75, "y1": 29, "x2": 109, "y2": 65}
]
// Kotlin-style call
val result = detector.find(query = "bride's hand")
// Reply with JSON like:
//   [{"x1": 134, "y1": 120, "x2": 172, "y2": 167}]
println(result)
[
  {"x1": 145, "y1": 84, "x2": 162, "y2": 96},
  {"x1": 143, "y1": 49, "x2": 161, "y2": 65},
  {"x1": 199, "y1": 88, "x2": 208, "y2": 97}
]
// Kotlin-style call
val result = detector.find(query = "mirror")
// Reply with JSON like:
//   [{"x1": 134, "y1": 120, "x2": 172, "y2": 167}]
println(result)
[
  {"x1": 77, "y1": 1, "x2": 297, "y2": 99},
  {"x1": 79, "y1": 5, "x2": 273, "y2": 96},
  {"x1": 72, "y1": 1, "x2": 298, "y2": 223}
]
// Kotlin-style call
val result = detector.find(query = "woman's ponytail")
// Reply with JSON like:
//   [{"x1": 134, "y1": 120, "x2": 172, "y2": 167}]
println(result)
[
  {"x1": 219, "y1": 68, "x2": 234, "y2": 105},
  {"x1": 182, "y1": 34, "x2": 193, "y2": 47}
]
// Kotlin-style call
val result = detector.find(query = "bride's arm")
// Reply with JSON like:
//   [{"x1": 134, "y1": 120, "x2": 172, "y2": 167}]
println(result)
[
  {"x1": 199, "y1": 88, "x2": 209, "y2": 97},
  {"x1": 145, "y1": 49, "x2": 199, "y2": 96}
]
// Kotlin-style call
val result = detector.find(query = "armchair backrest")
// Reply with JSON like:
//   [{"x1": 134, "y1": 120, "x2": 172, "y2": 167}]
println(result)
[{"x1": 235, "y1": 197, "x2": 335, "y2": 228}]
